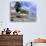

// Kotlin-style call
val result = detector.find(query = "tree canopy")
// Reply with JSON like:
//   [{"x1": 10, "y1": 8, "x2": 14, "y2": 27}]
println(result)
[{"x1": 14, "y1": 1, "x2": 21, "y2": 13}]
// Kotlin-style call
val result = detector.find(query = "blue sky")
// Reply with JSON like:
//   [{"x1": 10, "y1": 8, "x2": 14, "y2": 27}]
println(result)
[
  {"x1": 21, "y1": 1, "x2": 36, "y2": 13},
  {"x1": 11, "y1": 1, "x2": 36, "y2": 13}
]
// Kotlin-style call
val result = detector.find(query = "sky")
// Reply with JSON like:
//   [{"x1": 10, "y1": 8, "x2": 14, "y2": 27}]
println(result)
[
  {"x1": 0, "y1": 0, "x2": 46, "y2": 46},
  {"x1": 10, "y1": 1, "x2": 36, "y2": 13}
]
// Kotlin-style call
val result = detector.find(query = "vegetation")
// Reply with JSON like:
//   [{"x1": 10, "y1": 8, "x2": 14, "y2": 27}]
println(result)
[
  {"x1": 14, "y1": 1, "x2": 21, "y2": 13},
  {"x1": 14, "y1": 1, "x2": 28, "y2": 14},
  {"x1": 20, "y1": 9, "x2": 28, "y2": 14}
]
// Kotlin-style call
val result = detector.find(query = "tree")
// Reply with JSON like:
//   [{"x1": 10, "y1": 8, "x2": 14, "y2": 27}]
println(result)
[
  {"x1": 20, "y1": 9, "x2": 28, "y2": 14},
  {"x1": 14, "y1": 1, "x2": 21, "y2": 13}
]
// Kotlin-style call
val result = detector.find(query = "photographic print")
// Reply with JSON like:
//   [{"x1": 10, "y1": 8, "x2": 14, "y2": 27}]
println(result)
[{"x1": 10, "y1": 1, "x2": 36, "y2": 22}]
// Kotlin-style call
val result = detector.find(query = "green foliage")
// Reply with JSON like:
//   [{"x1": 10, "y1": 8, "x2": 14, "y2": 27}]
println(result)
[
  {"x1": 14, "y1": 1, "x2": 21, "y2": 12},
  {"x1": 20, "y1": 9, "x2": 28, "y2": 14},
  {"x1": 15, "y1": 2, "x2": 21, "y2": 8},
  {"x1": 14, "y1": 1, "x2": 28, "y2": 13}
]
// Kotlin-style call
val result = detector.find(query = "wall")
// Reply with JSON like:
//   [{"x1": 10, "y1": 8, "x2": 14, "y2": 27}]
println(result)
[
  {"x1": 0, "y1": 0, "x2": 46, "y2": 45},
  {"x1": 33, "y1": 43, "x2": 46, "y2": 46}
]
